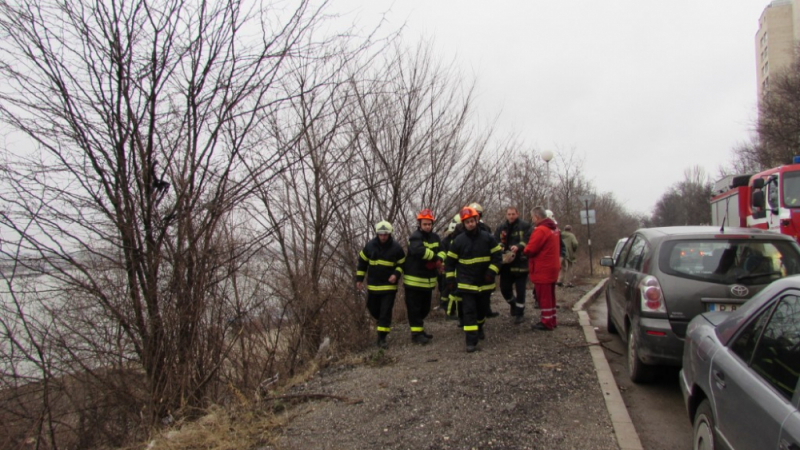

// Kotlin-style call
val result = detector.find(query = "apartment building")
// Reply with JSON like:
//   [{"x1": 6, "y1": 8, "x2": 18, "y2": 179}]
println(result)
[{"x1": 755, "y1": 0, "x2": 798, "y2": 98}]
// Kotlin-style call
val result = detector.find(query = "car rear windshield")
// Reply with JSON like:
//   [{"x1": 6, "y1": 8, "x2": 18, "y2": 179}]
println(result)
[{"x1": 659, "y1": 239, "x2": 800, "y2": 285}]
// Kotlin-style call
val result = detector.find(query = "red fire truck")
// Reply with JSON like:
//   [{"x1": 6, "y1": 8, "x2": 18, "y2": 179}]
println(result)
[{"x1": 711, "y1": 159, "x2": 800, "y2": 240}]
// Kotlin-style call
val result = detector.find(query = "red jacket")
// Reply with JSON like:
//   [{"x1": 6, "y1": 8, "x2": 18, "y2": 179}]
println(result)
[{"x1": 523, "y1": 218, "x2": 561, "y2": 284}]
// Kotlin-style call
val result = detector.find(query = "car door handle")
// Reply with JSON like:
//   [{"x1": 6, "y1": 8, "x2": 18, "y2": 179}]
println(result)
[
  {"x1": 713, "y1": 370, "x2": 726, "y2": 388},
  {"x1": 779, "y1": 439, "x2": 799, "y2": 450}
]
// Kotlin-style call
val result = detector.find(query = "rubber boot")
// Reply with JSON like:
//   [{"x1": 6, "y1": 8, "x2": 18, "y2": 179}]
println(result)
[
  {"x1": 411, "y1": 333, "x2": 430, "y2": 345},
  {"x1": 465, "y1": 332, "x2": 479, "y2": 353},
  {"x1": 376, "y1": 331, "x2": 389, "y2": 349}
]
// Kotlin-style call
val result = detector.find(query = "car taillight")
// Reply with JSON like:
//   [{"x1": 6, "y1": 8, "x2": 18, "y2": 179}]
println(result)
[{"x1": 640, "y1": 276, "x2": 667, "y2": 313}]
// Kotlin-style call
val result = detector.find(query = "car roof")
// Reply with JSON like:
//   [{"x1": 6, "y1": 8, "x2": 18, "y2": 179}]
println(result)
[{"x1": 632, "y1": 226, "x2": 797, "y2": 241}]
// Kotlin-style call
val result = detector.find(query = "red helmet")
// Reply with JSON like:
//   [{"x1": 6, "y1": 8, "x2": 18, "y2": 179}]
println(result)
[
  {"x1": 459, "y1": 207, "x2": 479, "y2": 222},
  {"x1": 417, "y1": 208, "x2": 435, "y2": 222}
]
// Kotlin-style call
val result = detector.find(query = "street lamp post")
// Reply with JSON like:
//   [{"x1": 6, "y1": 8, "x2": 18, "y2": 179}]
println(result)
[{"x1": 541, "y1": 150, "x2": 554, "y2": 209}]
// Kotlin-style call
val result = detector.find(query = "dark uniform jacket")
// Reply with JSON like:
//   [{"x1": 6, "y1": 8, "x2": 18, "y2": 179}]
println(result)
[
  {"x1": 445, "y1": 227, "x2": 502, "y2": 293},
  {"x1": 403, "y1": 229, "x2": 446, "y2": 290},
  {"x1": 494, "y1": 219, "x2": 532, "y2": 273},
  {"x1": 356, "y1": 236, "x2": 406, "y2": 292}
]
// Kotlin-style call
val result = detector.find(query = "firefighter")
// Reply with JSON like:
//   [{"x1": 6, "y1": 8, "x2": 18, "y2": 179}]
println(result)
[
  {"x1": 445, "y1": 207, "x2": 502, "y2": 352},
  {"x1": 403, "y1": 209, "x2": 446, "y2": 345},
  {"x1": 467, "y1": 202, "x2": 500, "y2": 318},
  {"x1": 494, "y1": 206, "x2": 533, "y2": 324},
  {"x1": 356, "y1": 221, "x2": 406, "y2": 349},
  {"x1": 469, "y1": 202, "x2": 492, "y2": 233}
]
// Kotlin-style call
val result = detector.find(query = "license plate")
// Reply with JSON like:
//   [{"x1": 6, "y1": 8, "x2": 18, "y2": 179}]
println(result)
[{"x1": 708, "y1": 303, "x2": 739, "y2": 312}]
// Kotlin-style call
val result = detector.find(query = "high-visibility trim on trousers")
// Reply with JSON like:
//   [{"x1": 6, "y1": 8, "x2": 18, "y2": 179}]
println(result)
[
  {"x1": 458, "y1": 283, "x2": 496, "y2": 292},
  {"x1": 447, "y1": 295, "x2": 462, "y2": 315},
  {"x1": 368, "y1": 284, "x2": 398, "y2": 291},
  {"x1": 377, "y1": 326, "x2": 391, "y2": 332},
  {"x1": 410, "y1": 326, "x2": 424, "y2": 332},
  {"x1": 403, "y1": 274, "x2": 437, "y2": 289}
]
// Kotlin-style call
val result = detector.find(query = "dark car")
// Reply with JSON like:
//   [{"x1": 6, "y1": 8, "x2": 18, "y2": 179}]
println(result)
[
  {"x1": 680, "y1": 275, "x2": 800, "y2": 450},
  {"x1": 605, "y1": 237, "x2": 628, "y2": 265},
  {"x1": 600, "y1": 226, "x2": 800, "y2": 383}
]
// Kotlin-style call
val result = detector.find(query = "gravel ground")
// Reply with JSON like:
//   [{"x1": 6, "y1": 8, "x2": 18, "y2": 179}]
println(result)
[{"x1": 273, "y1": 282, "x2": 619, "y2": 450}]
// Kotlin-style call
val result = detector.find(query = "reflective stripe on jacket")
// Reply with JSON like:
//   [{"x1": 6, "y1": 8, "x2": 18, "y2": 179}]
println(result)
[
  {"x1": 356, "y1": 236, "x2": 406, "y2": 292},
  {"x1": 403, "y1": 229, "x2": 445, "y2": 290},
  {"x1": 445, "y1": 228, "x2": 502, "y2": 292},
  {"x1": 494, "y1": 218, "x2": 532, "y2": 273}
]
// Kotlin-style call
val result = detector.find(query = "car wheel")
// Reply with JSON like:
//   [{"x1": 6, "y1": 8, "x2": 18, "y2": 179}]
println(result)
[
  {"x1": 693, "y1": 399, "x2": 716, "y2": 450},
  {"x1": 627, "y1": 324, "x2": 654, "y2": 383},
  {"x1": 606, "y1": 292, "x2": 617, "y2": 334}
]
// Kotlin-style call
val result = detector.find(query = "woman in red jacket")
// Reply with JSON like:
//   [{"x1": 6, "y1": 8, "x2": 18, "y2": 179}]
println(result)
[{"x1": 523, "y1": 206, "x2": 561, "y2": 330}]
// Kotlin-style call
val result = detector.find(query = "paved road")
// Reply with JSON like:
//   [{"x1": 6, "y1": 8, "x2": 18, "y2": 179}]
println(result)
[{"x1": 587, "y1": 291, "x2": 693, "y2": 450}]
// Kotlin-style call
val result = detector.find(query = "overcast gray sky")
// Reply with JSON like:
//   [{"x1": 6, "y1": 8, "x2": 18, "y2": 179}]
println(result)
[{"x1": 332, "y1": 0, "x2": 771, "y2": 215}]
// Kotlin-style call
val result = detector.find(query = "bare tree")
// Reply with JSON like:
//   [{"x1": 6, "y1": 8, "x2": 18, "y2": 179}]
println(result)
[
  {"x1": 650, "y1": 166, "x2": 712, "y2": 226},
  {"x1": 723, "y1": 138, "x2": 764, "y2": 176},
  {"x1": 0, "y1": 0, "x2": 338, "y2": 445},
  {"x1": 550, "y1": 149, "x2": 592, "y2": 226},
  {"x1": 756, "y1": 45, "x2": 800, "y2": 167},
  {"x1": 486, "y1": 145, "x2": 548, "y2": 222}
]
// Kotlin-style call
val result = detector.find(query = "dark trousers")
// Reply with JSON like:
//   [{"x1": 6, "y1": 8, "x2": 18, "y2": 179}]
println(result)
[
  {"x1": 367, "y1": 291, "x2": 397, "y2": 333},
  {"x1": 405, "y1": 288, "x2": 432, "y2": 333},
  {"x1": 500, "y1": 268, "x2": 528, "y2": 316},
  {"x1": 461, "y1": 291, "x2": 491, "y2": 345}
]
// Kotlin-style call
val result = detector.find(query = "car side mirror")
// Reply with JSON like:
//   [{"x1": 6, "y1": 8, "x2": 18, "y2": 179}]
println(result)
[{"x1": 600, "y1": 257, "x2": 614, "y2": 267}]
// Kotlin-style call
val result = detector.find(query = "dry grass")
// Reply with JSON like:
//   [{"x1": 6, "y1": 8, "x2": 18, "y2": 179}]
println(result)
[
  {"x1": 129, "y1": 402, "x2": 289, "y2": 450},
  {"x1": 127, "y1": 346, "x2": 380, "y2": 450}
]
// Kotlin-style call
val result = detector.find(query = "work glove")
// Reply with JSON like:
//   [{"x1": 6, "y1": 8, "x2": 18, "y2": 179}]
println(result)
[
  {"x1": 484, "y1": 271, "x2": 496, "y2": 284},
  {"x1": 425, "y1": 261, "x2": 437, "y2": 270}
]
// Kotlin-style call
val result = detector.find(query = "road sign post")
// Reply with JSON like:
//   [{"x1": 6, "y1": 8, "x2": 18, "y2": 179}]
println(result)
[{"x1": 578, "y1": 195, "x2": 596, "y2": 276}]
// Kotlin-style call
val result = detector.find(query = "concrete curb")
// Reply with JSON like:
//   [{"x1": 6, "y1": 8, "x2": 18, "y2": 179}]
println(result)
[{"x1": 573, "y1": 279, "x2": 644, "y2": 450}]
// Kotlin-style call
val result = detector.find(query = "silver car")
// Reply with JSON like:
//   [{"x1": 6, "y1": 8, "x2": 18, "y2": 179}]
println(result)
[
  {"x1": 680, "y1": 275, "x2": 800, "y2": 450},
  {"x1": 600, "y1": 226, "x2": 800, "y2": 383}
]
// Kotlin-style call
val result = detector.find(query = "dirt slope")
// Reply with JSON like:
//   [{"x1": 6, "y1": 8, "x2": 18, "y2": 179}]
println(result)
[{"x1": 273, "y1": 283, "x2": 618, "y2": 450}]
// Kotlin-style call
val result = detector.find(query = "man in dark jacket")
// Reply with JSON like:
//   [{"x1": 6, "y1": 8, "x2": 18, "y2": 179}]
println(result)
[
  {"x1": 523, "y1": 207, "x2": 561, "y2": 331},
  {"x1": 494, "y1": 206, "x2": 532, "y2": 324},
  {"x1": 468, "y1": 202, "x2": 500, "y2": 318},
  {"x1": 403, "y1": 209, "x2": 445, "y2": 345},
  {"x1": 445, "y1": 207, "x2": 502, "y2": 352},
  {"x1": 356, "y1": 221, "x2": 406, "y2": 349}
]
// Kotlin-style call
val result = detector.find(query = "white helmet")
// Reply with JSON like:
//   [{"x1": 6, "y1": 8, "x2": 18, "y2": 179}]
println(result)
[
  {"x1": 374, "y1": 220, "x2": 394, "y2": 235},
  {"x1": 545, "y1": 209, "x2": 557, "y2": 224}
]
